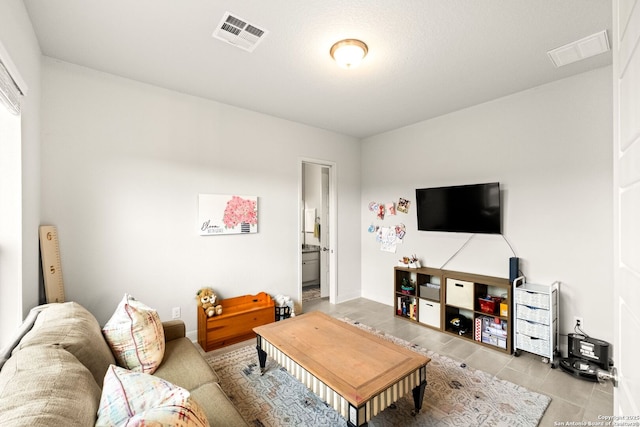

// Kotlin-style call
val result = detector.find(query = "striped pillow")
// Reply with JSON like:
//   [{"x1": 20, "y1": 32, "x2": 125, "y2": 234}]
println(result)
[
  {"x1": 102, "y1": 294, "x2": 165, "y2": 374},
  {"x1": 97, "y1": 365, "x2": 209, "y2": 427}
]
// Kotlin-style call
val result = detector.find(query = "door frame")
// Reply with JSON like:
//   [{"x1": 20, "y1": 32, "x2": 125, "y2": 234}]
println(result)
[
  {"x1": 298, "y1": 158, "x2": 337, "y2": 306},
  {"x1": 613, "y1": 0, "x2": 640, "y2": 415}
]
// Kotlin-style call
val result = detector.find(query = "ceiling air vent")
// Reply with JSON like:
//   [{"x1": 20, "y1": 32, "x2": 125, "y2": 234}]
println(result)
[
  {"x1": 547, "y1": 30, "x2": 610, "y2": 67},
  {"x1": 212, "y1": 12, "x2": 268, "y2": 52}
]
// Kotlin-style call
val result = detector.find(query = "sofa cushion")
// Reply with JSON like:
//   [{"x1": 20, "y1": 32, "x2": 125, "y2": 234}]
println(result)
[
  {"x1": 154, "y1": 337, "x2": 219, "y2": 388},
  {"x1": 190, "y1": 382, "x2": 249, "y2": 427},
  {"x1": 15, "y1": 301, "x2": 115, "y2": 387},
  {"x1": 0, "y1": 345, "x2": 101, "y2": 427},
  {"x1": 96, "y1": 365, "x2": 209, "y2": 427},
  {"x1": 163, "y1": 319, "x2": 187, "y2": 341},
  {"x1": 102, "y1": 294, "x2": 165, "y2": 374}
]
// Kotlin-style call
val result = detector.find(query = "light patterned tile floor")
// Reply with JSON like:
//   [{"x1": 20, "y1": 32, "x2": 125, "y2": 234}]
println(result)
[{"x1": 303, "y1": 297, "x2": 614, "y2": 427}]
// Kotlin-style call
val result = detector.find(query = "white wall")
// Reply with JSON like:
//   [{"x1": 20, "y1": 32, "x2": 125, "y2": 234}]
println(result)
[
  {"x1": 361, "y1": 67, "x2": 613, "y2": 342},
  {"x1": 0, "y1": 0, "x2": 41, "y2": 346},
  {"x1": 40, "y1": 58, "x2": 361, "y2": 337}
]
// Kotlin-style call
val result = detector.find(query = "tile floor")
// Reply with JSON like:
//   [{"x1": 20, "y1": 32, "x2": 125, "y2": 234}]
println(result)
[{"x1": 302, "y1": 297, "x2": 614, "y2": 427}]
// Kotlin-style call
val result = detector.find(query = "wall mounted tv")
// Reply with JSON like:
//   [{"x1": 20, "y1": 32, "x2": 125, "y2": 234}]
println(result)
[{"x1": 415, "y1": 182, "x2": 501, "y2": 234}]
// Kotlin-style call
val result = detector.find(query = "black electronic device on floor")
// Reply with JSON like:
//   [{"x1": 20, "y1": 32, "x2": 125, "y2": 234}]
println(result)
[{"x1": 559, "y1": 333, "x2": 613, "y2": 382}]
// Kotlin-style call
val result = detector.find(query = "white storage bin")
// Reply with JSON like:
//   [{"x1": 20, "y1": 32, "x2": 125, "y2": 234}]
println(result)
[
  {"x1": 516, "y1": 319, "x2": 550, "y2": 340},
  {"x1": 481, "y1": 332, "x2": 507, "y2": 349},
  {"x1": 418, "y1": 299, "x2": 441, "y2": 328},
  {"x1": 516, "y1": 304, "x2": 550, "y2": 325},
  {"x1": 515, "y1": 290, "x2": 550, "y2": 310},
  {"x1": 446, "y1": 278, "x2": 474, "y2": 310},
  {"x1": 516, "y1": 333, "x2": 550, "y2": 356}
]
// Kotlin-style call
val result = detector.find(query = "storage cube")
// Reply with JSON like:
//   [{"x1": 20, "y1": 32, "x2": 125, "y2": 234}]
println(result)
[
  {"x1": 418, "y1": 299, "x2": 440, "y2": 328},
  {"x1": 446, "y1": 278, "x2": 474, "y2": 310},
  {"x1": 419, "y1": 284, "x2": 440, "y2": 301}
]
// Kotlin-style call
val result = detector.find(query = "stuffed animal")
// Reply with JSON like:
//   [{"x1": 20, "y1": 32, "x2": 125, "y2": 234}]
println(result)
[{"x1": 196, "y1": 287, "x2": 223, "y2": 317}]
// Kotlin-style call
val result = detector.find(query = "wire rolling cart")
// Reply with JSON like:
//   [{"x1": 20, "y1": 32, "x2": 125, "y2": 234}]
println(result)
[{"x1": 512, "y1": 276, "x2": 560, "y2": 367}]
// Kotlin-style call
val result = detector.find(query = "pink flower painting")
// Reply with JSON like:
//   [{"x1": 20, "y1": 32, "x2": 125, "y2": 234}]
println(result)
[
  {"x1": 199, "y1": 194, "x2": 258, "y2": 235},
  {"x1": 223, "y1": 196, "x2": 258, "y2": 229}
]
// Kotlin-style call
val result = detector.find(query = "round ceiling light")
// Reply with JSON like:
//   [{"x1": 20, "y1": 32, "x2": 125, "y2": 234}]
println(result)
[{"x1": 330, "y1": 39, "x2": 368, "y2": 69}]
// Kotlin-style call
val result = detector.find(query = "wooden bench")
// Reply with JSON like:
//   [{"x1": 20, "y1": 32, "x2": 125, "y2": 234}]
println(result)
[{"x1": 197, "y1": 292, "x2": 275, "y2": 351}]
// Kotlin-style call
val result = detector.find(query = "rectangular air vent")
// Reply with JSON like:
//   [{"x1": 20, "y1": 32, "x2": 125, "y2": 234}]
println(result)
[
  {"x1": 547, "y1": 30, "x2": 610, "y2": 67},
  {"x1": 212, "y1": 12, "x2": 268, "y2": 52}
]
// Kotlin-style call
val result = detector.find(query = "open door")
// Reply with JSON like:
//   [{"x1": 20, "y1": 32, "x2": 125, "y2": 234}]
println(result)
[
  {"x1": 300, "y1": 159, "x2": 337, "y2": 307},
  {"x1": 612, "y1": 0, "x2": 640, "y2": 416},
  {"x1": 320, "y1": 167, "x2": 330, "y2": 298}
]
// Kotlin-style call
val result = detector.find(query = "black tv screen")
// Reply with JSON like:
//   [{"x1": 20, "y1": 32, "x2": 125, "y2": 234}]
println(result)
[{"x1": 415, "y1": 183, "x2": 501, "y2": 234}]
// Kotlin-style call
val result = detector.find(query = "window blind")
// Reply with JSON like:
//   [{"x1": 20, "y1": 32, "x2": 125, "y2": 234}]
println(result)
[{"x1": 0, "y1": 60, "x2": 22, "y2": 115}]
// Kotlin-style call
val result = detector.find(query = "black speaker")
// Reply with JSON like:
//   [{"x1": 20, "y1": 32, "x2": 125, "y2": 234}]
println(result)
[{"x1": 509, "y1": 257, "x2": 519, "y2": 283}]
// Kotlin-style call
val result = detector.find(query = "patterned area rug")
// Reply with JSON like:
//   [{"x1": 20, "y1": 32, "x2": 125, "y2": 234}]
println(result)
[
  {"x1": 301, "y1": 285, "x2": 321, "y2": 303},
  {"x1": 206, "y1": 318, "x2": 551, "y2": 426}
]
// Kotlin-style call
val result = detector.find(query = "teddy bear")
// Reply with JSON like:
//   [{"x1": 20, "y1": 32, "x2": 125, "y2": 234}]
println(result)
[{"x1": 196, "y1": 287, "x2": 223, "y2": 317}]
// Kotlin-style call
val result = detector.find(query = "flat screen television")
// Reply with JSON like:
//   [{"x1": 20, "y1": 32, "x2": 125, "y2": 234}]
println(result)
[{"x1": 415, "y1": 182, "x2": 501, "y2": 234}]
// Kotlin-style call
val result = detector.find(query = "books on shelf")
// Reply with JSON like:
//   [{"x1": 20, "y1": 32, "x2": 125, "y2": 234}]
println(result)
[{"x1": 396, "y1": 295, "x2": 417, "y2": 320}]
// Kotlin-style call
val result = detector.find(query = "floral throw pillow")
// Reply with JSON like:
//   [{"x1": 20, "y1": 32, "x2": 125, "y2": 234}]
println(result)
[
  {"x1": 102, "y1": 294, "x2": 165, "y2": 374},
  {"x1": 96, "y1": 365, "x2": 210, "y2": 427}
]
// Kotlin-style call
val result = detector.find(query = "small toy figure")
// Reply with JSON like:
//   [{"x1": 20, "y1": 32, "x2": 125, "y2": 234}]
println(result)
[
  {"x1": 196, "y1": 287, "x2": 223, "y2": 317},
  {"x1": 450, "y1": 316, "x2": 471, "y2": 336}
]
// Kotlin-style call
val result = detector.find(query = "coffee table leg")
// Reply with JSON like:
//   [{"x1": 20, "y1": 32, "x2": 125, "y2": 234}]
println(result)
[
  {"x1": 255, "y1": 335, "x2": 268, "y2": 375},
  {"x1": 347, "y1": 404, "x2": 367, "y2": 427},
  {"x1": 411, "y1": 366, "x2": 428, "y2": 416}
]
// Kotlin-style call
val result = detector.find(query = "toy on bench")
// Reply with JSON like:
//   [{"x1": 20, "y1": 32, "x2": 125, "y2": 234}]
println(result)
[{"x1": 196, "y1": 287, "x2": 223, "y2": 317}]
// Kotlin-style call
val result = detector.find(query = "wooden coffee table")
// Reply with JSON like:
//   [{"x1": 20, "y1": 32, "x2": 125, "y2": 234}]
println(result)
[{"x1": 253, "y1": 311, "x2": 430, "y2": 427}]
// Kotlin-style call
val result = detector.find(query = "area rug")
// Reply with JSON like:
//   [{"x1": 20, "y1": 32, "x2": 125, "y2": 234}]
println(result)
[
  {"x1": 301, "y1": 285, "x2": 321, "y2": 303},
  {"x1": 206, "y1": 318, "x2": 551, "y2": 426}
]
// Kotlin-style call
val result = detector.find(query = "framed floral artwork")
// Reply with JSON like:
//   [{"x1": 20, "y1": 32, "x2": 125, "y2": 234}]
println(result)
[{"x1": 198, "y1": 194, "x2": 258, "y2": 235}]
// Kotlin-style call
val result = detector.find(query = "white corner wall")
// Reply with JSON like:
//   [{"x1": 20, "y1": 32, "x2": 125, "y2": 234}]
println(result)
[
  {"x1": 40, "y1": 58, "x2": 361, "y2": 336},
  {"x1": 361, "y1": 67, "x2": 613, "y2": 342}
]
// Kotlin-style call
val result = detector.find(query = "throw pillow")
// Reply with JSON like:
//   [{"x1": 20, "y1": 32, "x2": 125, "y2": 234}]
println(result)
[
  {"x1": 96, "y1": 365, "x2": 210, "y2": 427},
  {"x1": 102, "y1": 294, "x2": 165, "y2": 374}
]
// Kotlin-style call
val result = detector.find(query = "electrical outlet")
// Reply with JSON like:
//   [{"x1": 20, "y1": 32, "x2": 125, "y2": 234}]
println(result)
[
  {"x1": 574, "y1": 316, "x2": 584, "y2": 329},
  {"x1": 172, "y1": 307, "x2": 181, "y2": 319}
]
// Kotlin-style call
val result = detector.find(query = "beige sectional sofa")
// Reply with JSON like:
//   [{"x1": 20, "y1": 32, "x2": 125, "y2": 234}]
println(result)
[{"x1": 0, "y1": 302, "x2": 248, "y2": 426}]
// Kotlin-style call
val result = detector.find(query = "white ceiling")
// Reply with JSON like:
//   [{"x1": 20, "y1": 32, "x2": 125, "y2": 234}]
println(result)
[{"x1": 23, "y1": 0, "x2": 612, "y2": 138}]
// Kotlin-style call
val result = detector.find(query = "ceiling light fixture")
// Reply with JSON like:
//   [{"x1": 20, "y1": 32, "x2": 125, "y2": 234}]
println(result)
[{"x1": 330, "y1": 39, "x2": 368, "y2": 69}]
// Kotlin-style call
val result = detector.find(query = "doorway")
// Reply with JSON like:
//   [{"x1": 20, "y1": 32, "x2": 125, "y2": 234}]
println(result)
[{"x1": 300, "y1": 159, "x2": 336, "y2": 309}]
